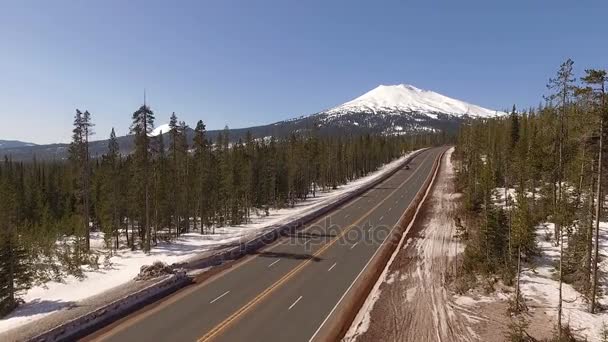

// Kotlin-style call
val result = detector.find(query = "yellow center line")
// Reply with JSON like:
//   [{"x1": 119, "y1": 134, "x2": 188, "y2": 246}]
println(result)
[
  {"x1": 197, "y1": 150, "x2": 434, "y2": 342},
  {"x1": 93, "y1": 150, "x2": 430, "y2": 342}
]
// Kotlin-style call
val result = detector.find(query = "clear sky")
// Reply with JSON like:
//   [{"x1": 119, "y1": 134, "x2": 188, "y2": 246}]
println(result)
[{"x1": 1, "y1": 0, "x2": 606, "y2": 144}]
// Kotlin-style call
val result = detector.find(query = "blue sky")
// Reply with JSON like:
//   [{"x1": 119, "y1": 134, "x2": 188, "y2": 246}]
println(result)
[{"x1": 1, "y1": 0, "x2": 607, "y2": 144}]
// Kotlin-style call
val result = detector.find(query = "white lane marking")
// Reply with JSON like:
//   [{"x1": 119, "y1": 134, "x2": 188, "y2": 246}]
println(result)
[
  {"x1": 388, "y1": 207, "x2": 392, "y2": 212},
  {"x1": 344, "y1": 214, "x2": 349, "y2": 219},
  {"x1": 379, "y1": 215, "x2": 384, "y2": 221},
  {"x1": 401, "y1": 194, "x2": 404, "y2": 199},
  {"x1": 309, "y1": 149, "x2": 443, "y2": 342},
  {"x1": 328, "y1": 262, "x2": 337, "y2": 271},
  {"x1": 210, "y1": 291, "x2": 230, "y2": 304},
  {"x1": 288, "y1": 296, "x2": 303, "y2": 310},
  {"x1": 268, "y1": 260, "x2": 280, "y2": 268},
  {"x1": 350, "y1": 242, "x2": 359, "y2": 249}
]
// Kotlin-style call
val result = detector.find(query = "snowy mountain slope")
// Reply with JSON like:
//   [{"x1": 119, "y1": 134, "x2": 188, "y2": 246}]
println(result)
[
  {"x1": 151, "y1": 123, "x2": 170, "y2": 136},
  {"x1": 324, "y1": 84, "x2": 502, "y2": 118},
  {"x1": 293, "y1": 84, "x2": 505, "y2": 136}
]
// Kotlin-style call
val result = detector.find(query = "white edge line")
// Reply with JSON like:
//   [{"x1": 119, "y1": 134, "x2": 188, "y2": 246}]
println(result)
[
  {"x1": 288, "y1": 295, "x2": 303, "y2": 310},
  {"x1": 268, "y1": 260, "x2": 280, "y2": 268},
  {"x1": 210, "y1": 290, "x2": 230, "y2": 304},
  {"x1": 308, "y1": 149, "x2": 443, "y2": 342}
]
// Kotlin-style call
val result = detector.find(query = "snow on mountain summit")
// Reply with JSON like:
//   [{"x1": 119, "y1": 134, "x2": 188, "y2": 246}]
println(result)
[
  {"x1": 325, "y1": 84, "x2": 501, "y2": 118},
  {"x1": 150, "y1": 123, "x2": 171, "y2": 137}
]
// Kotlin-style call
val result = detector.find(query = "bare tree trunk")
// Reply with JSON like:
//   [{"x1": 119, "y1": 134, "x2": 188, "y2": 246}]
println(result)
[
  {"x1": 484, "y1": 195, "x2": 490, "y2": 263},
  {"x1": 557, "y1": 98, "x2": 566, "y2": 341},
  {"x1": 123, "y1": 219, "x2": 127, "y2": 248},
  {"x1": 154, "y1": 195, "x2": 158, "y2": 246},
  {"x1": 585, "y1": 164, "x2": 595, "y2": 295},
  {"x1": 515, "y1": 245, "x2": 522, "y2": 312},
  {"x1": 558, "y1": 229, "x2": 564, "y2": 339},
  {"x1": 553, "y1": 180, "x2": 559, "y2": 243},
  {"x1": 506, "y1": 178, "x2": 512, "y2": 263},
  {"x1": 591, "y1": 115, "x2": 604, "y2": 313}
]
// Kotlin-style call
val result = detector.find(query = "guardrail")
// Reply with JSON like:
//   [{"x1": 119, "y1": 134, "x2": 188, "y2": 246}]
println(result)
[{"x1": 30, "y1": 272, "x2": 190, "y2": 342}]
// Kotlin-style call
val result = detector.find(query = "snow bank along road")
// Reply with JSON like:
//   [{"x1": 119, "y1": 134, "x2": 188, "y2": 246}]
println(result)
[{"x1": 85, "y1": 147, "x2": 445, "y2": 342}]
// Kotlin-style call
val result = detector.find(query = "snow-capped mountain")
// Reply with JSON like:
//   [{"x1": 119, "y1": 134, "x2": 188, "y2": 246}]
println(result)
[
  {"x1": 325, "y1": 84, "x2": 500, "y2": 118},
  {"x1": 2, "y1": 84, "x2": 503, "y2": 160},
  {"x1": 299, "y1": 84, "x2": 503, "y2": 136}
]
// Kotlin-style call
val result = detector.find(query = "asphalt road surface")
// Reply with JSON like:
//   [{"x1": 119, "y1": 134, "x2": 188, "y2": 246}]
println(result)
[{"x1": 87, "y1": 147, "x2": 444, "y2": 342}]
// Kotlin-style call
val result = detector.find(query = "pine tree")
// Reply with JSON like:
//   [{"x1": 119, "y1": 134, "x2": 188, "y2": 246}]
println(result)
[
  {"x1": 168, "y1": 112, "x2": 182, "y2": 236},
  {"x1": 97, "y1": 128, "x2": 121, "y2": 251},
  {"x1": 130, "y1": 104, "x2": 155, "y2": 252},
  {"x1": 547, "y1": 59, "x2": 576, "y2": 337},
  {"x1": 68, "y1": 109, "x2": 94, "y2": 253},
  {"x1": 152, "y1": 130, "x2": 170, "y2": 243},
  {"x1": 582, "y1": 69, "x2": 607, "y2": 313},
  {"x1": 0, "y1": 158, "x2": 33, "y2": 316},
  {"x1": 193, "y1": 120, "x2": 209, "y2": 232}
]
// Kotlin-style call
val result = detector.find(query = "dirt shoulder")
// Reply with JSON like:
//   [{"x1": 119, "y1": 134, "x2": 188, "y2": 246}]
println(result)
[{"x1": 344, "y1": 148, "x2": 510, "y2": 342}]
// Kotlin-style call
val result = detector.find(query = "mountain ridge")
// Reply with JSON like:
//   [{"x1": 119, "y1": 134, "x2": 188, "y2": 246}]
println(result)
[{"x1": 0, "y1": 139, "x2": 37, "y2": 149}]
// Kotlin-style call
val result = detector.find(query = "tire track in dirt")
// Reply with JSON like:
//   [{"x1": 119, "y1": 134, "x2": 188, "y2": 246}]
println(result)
[{"x1": 344, "y1": 148, "x2": 483, "y2": 342}]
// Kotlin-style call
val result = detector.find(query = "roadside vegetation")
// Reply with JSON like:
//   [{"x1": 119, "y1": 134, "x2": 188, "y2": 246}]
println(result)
[
  {"x1": 0, "y1": 105, "x2": 449, "y2": 316},
  {"x1": 453, "y1": 59, "x2": 607, "y2": 341}
]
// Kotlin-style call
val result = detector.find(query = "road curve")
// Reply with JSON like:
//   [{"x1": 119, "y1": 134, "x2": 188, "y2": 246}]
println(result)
[{"x1": 85, "y1": 147, "x2": 445, "y2": 342}]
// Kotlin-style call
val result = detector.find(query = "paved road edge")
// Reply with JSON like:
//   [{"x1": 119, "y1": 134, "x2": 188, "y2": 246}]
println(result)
[{"x1": 310, "y1": 146, "x2": 448, "y2": 342}]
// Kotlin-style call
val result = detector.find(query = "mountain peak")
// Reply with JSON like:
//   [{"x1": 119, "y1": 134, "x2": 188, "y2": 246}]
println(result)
[
  {"x1": 378, "y1": 84, "x2": 422, "y2": 92},
  {"x1": 325, "y1": 84, "x2": 501, "y2": 118}
]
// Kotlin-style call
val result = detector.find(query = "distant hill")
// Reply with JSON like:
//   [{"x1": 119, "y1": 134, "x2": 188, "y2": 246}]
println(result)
[
  {"x1": 1, "y1": 84, "x2": 503, "y2": 161},
  {"x1": 0, "y1": 140, "x2": 37, "y2": 150}
]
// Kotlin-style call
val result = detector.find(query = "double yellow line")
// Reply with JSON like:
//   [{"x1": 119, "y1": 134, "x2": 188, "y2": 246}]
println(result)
[{"x1": 197, "y1": 150, "x2": 434, "y2": 341}]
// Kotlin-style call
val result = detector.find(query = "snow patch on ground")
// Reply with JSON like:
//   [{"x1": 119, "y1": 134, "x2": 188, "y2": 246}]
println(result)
[
  {"x1": 0, "y1": 149, "x2": 422, "y2": 334},
  {"x1": 520, "y1": 221, "x2": 608, "y2": 341},
  {"x1": 492, "y1": 186, "x2": 608, "y2": 341}
]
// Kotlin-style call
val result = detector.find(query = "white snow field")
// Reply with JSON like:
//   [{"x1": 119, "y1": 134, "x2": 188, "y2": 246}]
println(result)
[
  {"x1": 325, "y1": 84, "x2": 503, "y2": 118},
  {"x1": 0, "y1": 149, "x2": 422, "y2": 333}
]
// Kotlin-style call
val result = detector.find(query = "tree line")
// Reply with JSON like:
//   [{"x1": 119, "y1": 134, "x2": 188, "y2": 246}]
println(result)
[
  {"x1": 0, "y1": 105, "x2": 447, "y2": 315},
  {"x1": 454, "y1": 59, "x2": 606, "y2": 339}
]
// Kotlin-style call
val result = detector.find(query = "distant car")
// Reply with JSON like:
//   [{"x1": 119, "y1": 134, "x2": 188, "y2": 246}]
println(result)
[{"x1": 405, "y1": 165, "x2": 410, "y2": 170}]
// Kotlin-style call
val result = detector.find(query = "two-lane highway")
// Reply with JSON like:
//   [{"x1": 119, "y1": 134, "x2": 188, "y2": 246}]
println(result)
[{"x1": 87, "y1": 147, "x2": 444, "y2": 342}]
